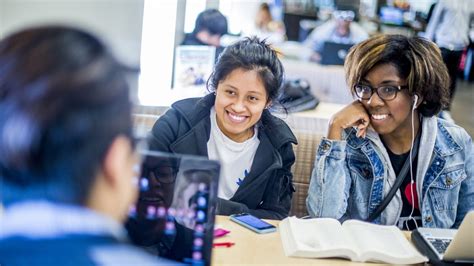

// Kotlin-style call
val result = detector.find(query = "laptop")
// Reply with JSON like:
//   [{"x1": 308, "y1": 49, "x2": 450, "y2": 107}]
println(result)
[
  {"x1": 126, "y1": 150, "x2": 220, "y2": 266},
  {"x1": 413, "y1": 211, "x2": 474, "y2": 263},
  {"x1": 320, "y1": 41, "x2": 353, "y2": 65}
]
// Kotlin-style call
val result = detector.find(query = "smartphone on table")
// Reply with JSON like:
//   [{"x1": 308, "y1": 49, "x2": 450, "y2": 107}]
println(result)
[{"x1": 229, "y1": 213, "x2": 276, "y2": 234}]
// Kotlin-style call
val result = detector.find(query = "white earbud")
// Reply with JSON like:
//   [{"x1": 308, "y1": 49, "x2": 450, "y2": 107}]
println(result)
[
  {"x1": 412, "y1": 95, "x2": 419, "y2": 110},
  {"x1": 406, "y1": 93, "x2": 420, "y2": 230}
]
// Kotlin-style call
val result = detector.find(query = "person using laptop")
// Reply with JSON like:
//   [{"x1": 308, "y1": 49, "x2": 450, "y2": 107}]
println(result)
[
  {"x1": 0, "y1": 26, "x2": 175, "y2": 265},
  {"x1": 306, "y1": 34, "x2": 473, "y2": 229},
  {"x1": 303, "y1": 9, "x2": 368, "y2": 63},
  {"x1": 149, "y1": 37, "x2": 297, "y2": 220}
]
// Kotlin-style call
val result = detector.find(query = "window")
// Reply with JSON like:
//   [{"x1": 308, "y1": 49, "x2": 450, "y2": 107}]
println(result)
[
  {"x1": 184, "y1": 1, "x2": 206, "y2": 33},
  {"x1": 138, "y1": 0, "x2": 178, "y2": 106}
]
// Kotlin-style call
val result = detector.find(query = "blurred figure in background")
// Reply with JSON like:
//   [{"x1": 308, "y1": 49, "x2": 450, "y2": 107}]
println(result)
[
  {"x1": 182, "y1": 8, "x2": 228, "y2": 58},
  {"x1": 242, "y1": 2, "x2": 286, "y2": 44},
  {"x1": 0, "y1": 26, "x2": 176, "y2": 265},
  {"x1": 424, "y1": 0, "x2": 474, "y2": 111},
  {"x1": 303, "y1": 9, "x2": 369, "y2": 63}
]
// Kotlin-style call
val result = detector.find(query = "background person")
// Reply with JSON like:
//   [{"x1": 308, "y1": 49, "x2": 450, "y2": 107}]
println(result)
[
  {"x1": 306, "y1": 34, "x2": 473, "y2": 229},
  {"x1": 303, "y1": 9, "x2": 369, "y2": 63},
  {"x1": 149, "y1": 37, "x2": 297, "y2": 220},
  {"x1": 0, "y1": 26, "x2": 176, "y2": 265},
  {"x1": 424, "y1": 0, "x2": 474, "y2": 111},
  {"x1": 242, "y1": 2, "x2": 286, "y2": 44},
  {"x1": 181, "y1": 8, "x2": 228, "y2": 59}
]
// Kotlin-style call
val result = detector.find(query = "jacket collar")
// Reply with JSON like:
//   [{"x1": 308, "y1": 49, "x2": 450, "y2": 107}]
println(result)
[
  {"x1": 345, "y1": 116, "x2": 464, "y2": 225},
  {"x1": 172, "y1": 93, "x2": 214, "y2": 127},
  {"x1": 345, "y1": 116, "x2": 462, "y2": 157},
  {"x1": 346, "y1": 127, "x2": 371, "y2": 149},
  {"x1": 432, "y1": 117, "x2": 463, "y2": 156},
  {"x1": 169, "y1": 117, "x2": 210, "y2": 156},
  {"x1": 259, "y1": 111, "x2": 298, "y2": 147},
  {"x1": 232, "y1": 130, "x2": 282, "y2": 200},
  {"x1": 172, "y1": 93, "x2": 297, "y2": 148}
]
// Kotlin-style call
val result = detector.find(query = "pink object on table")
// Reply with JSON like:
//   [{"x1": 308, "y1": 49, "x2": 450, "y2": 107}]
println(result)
[{"x1": 214, "y1": 228, "x2": 230, "y2": 238}]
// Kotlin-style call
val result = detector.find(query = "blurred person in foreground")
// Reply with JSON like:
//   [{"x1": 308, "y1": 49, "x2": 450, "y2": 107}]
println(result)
[
  {"x1": 303, "y1": 9, "x2": 369, "y2": 63},
  {"x1": 0, "y1": 26, "x2": 178, "y2": 265}
]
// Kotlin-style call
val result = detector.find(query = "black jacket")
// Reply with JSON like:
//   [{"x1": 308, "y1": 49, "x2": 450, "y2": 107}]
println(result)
[{"x1": 149, "y1": 94, "x2": 297, "y2": 219}]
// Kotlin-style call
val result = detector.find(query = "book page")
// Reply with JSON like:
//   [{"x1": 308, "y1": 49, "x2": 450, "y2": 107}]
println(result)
[
  {"x1": 342, "y1": 220, "x2": 426, "y2": 264},
  {"x1": 286, "y1": 217, "x2": 357, "y2": 259}
]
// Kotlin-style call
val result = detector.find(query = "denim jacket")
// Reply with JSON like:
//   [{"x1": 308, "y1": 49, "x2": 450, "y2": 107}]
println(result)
[{"x1": 306, "y1": 116, "x2": 473, "y2": 228}]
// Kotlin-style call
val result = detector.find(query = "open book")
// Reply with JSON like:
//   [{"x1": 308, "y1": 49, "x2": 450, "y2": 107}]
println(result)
[{"x1": 280, "y1": 216, "x2": 427, "y2": 264}]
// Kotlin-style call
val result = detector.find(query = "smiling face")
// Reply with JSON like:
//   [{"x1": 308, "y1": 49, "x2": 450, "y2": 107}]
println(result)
[
  {"x1": 359, "y1": 63, "x2": 416, "y2": 138},
  {"x1": 214, "y1": 68, "x2": 269, "y2": 142}
]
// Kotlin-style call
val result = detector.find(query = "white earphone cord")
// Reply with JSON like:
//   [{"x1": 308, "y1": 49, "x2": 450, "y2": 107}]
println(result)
[{"x1": 405, "y1": 97, "x2": 419, "y2": 230}]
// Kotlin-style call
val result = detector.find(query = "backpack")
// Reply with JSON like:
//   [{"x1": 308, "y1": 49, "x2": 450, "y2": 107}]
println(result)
[{"x1": 276, "y1": 79, "x2": 319, "y2": 113}]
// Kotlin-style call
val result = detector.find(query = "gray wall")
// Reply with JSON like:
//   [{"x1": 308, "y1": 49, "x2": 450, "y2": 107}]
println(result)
[
  {"x1": 0, "y1": 0, "x2": 144, "y2": 100},
  {"x1": 0, "y1": 0, "x2": 144, "y2": 66}
]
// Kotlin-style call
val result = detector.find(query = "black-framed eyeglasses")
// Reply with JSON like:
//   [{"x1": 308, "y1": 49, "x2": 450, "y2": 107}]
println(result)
[
  {"x1": 151, "y1": 167, "x2": 177, "y2": 184},
  {"x1": 354, "y1": 84, "x2": 408, "y2": 101}
]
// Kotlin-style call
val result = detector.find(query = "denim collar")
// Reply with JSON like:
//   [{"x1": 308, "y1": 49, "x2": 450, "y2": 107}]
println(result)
[
  {"x1": 345, "y1": 116, "x2": 462, "y2": 156},
  {"x1": 433, "y1": 118, "x2": 462, "y2": 156},
  {"x1": 345, "y1": 127, "x2": 373, "y2": 149},
  {"x1": 0, "y1": 201, "x2": 126, "y2": 240}
]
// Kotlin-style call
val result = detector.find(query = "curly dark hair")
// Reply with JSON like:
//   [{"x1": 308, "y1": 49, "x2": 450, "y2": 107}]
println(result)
[{"x1": 344, "y1": 34, "x2": 450, "y2": 117}]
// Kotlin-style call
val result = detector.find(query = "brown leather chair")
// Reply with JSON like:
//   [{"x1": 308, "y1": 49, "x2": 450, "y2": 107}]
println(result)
[{"x1": 289, "y1": 131, "x2": 322, "y2": 217}]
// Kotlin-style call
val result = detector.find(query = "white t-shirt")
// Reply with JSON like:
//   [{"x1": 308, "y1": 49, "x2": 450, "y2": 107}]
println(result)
[{"x1": 207, "y1": 107, "x2": 260, "y2": 200}]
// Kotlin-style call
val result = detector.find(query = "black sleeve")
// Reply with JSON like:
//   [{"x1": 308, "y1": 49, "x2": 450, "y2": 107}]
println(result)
[
  {"x1": 255, "y1": 142, "x2": 296, "y2": 220},
  {"x1": 147, "y1": 108, "x2": 182, "y2": 152},
  {"x1": 216, "y1": 143, "x2": 296, "y2": 220}
]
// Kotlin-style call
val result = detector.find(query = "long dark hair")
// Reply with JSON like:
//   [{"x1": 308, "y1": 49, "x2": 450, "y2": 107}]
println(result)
[
  {"x1": 345, "y1": 34, "x2": 450, "y2": 116},
  {"x1": 207, "y1": 36, "x2": 284, "y2": 104}
]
